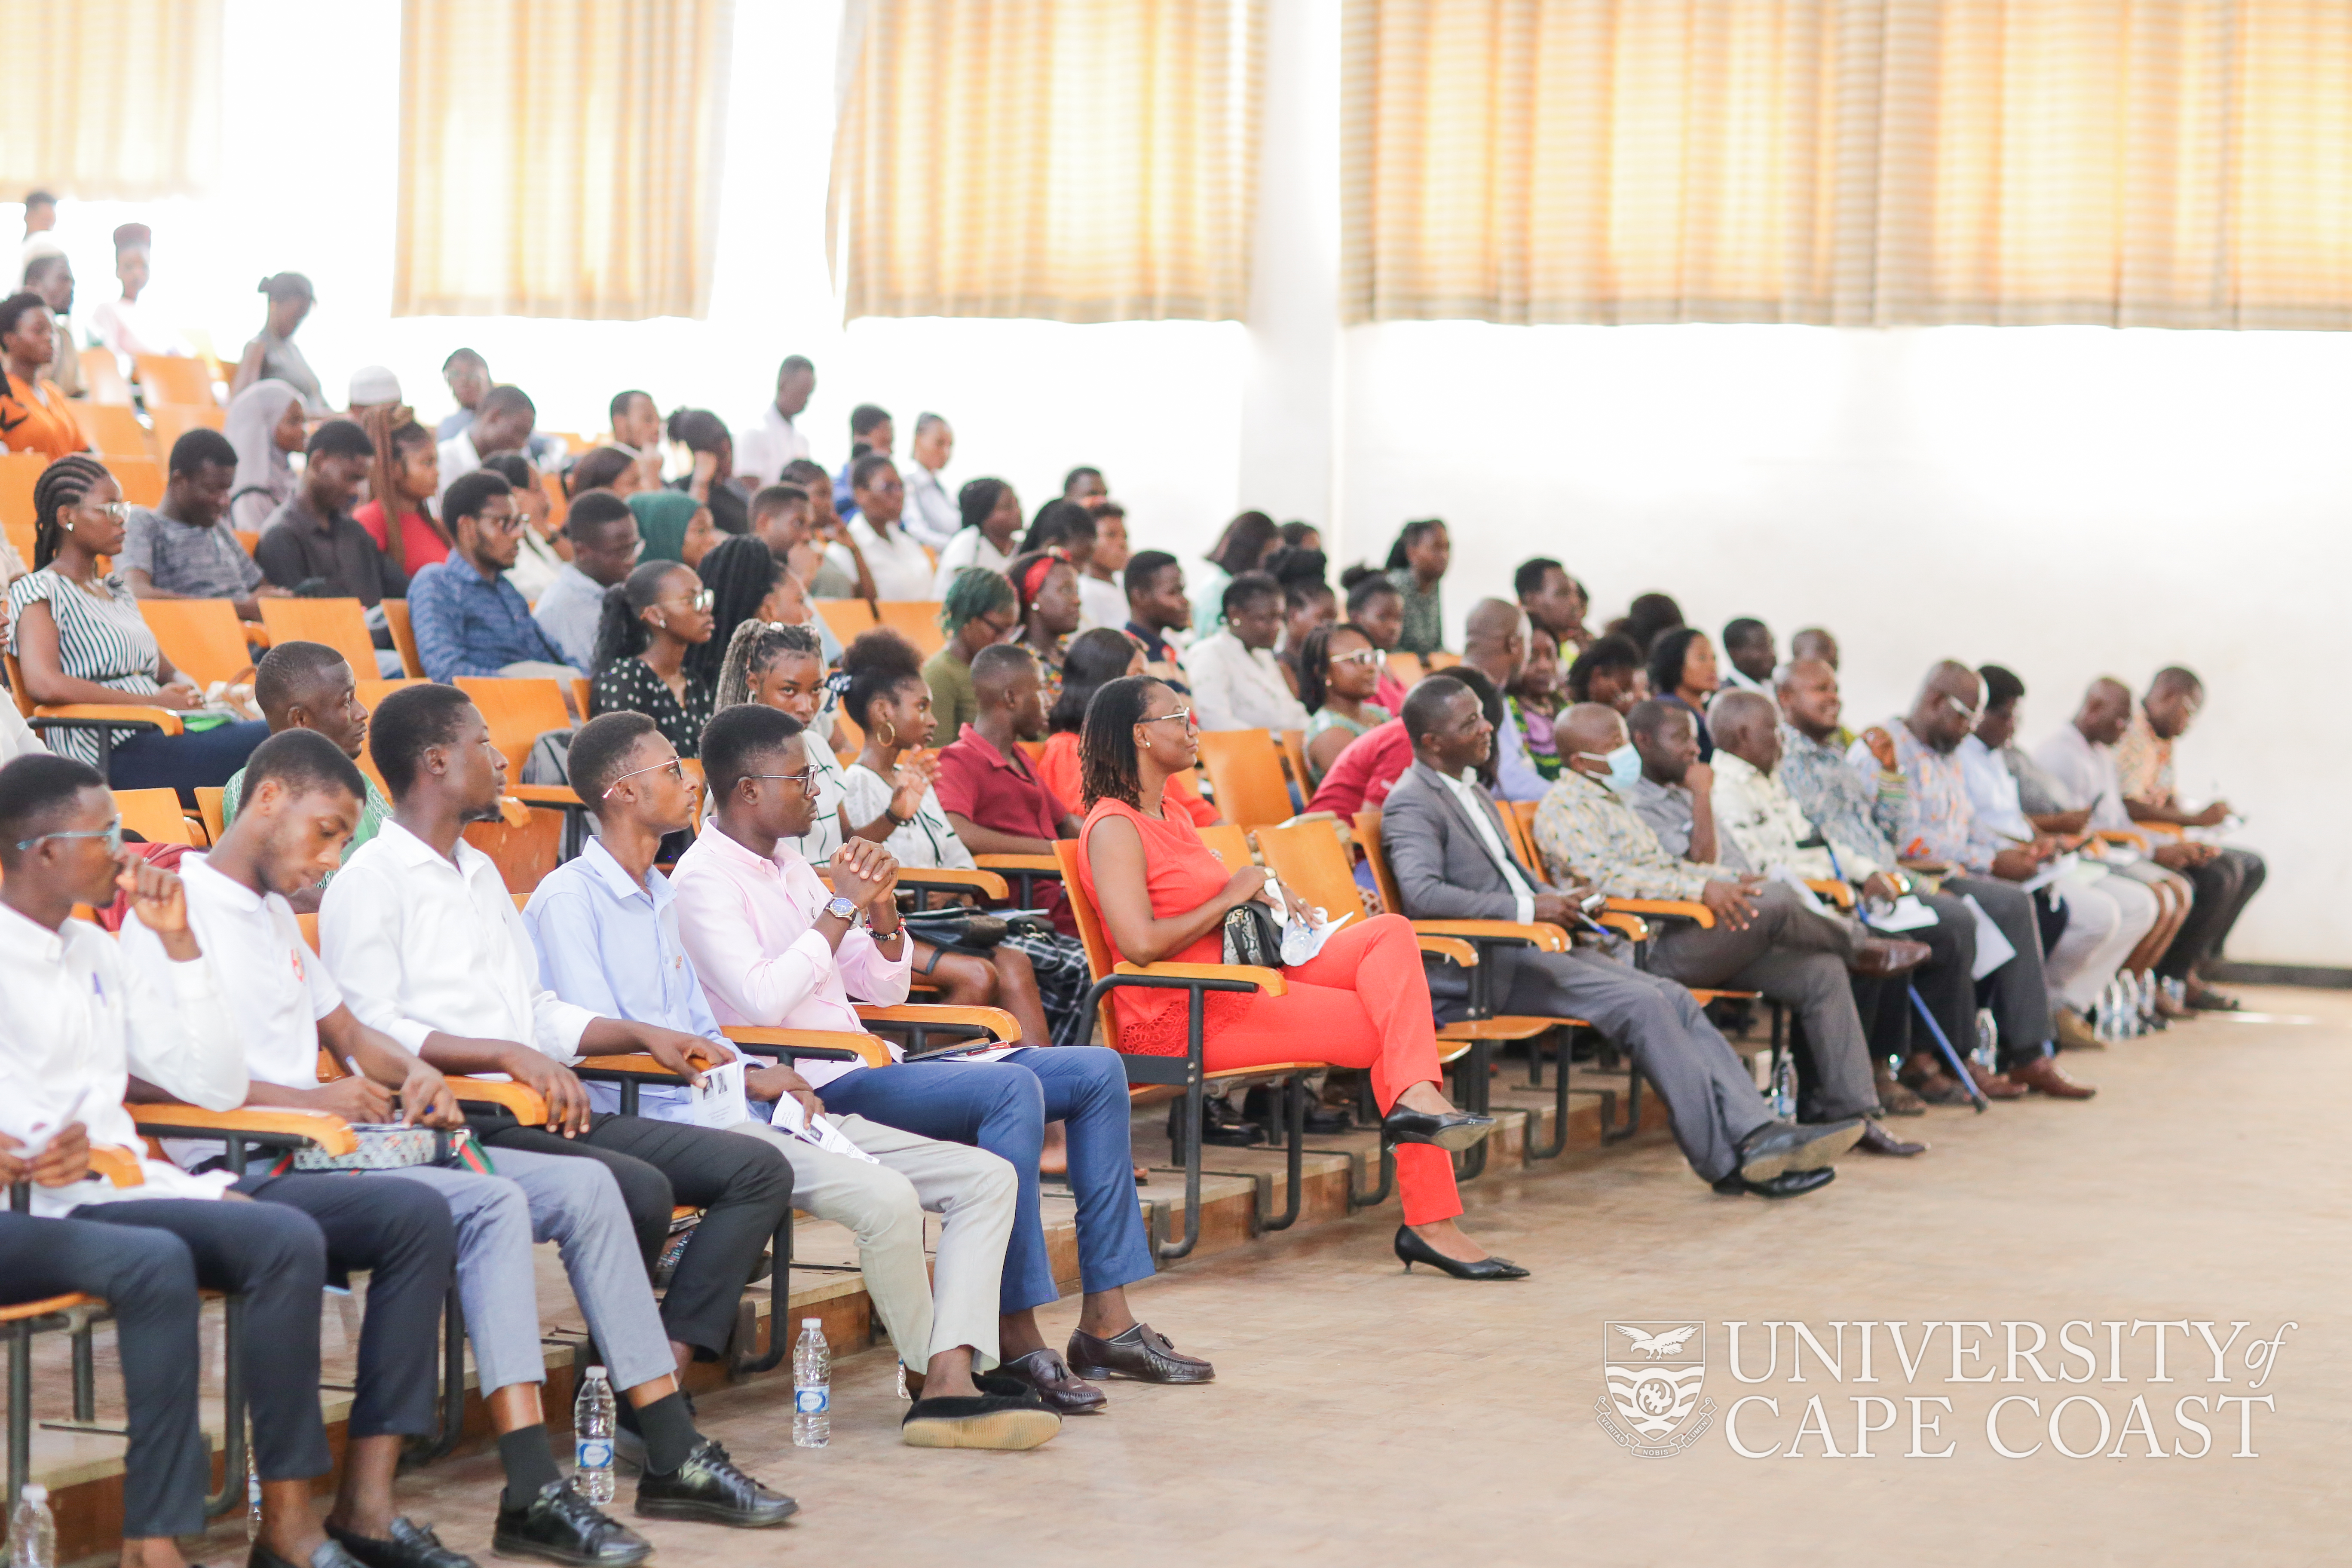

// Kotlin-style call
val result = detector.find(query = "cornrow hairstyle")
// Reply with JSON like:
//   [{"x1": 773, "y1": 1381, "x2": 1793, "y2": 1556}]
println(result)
[
  {"x1": 840, "y1": 627, "x2": 927, "y2": 731},
  {"x1": 1383, "y1": 518, "x2": 1445, "y2": 572},
  {"x1": 690, "y1": 535, "x2": 785, "y2": 689},
  {"x1": 1047, "y1": 626, "x2": 1141, "y2": 735},
  {"x1": 1078, "y1": 674, "x2": 1161, "y2": 809},
  {"x1": 32, "y1": 454, "x2": 110, "y2": 569},
  {"x1": 593, "y1": 559, "x2": 692, "y2": 673},
  {"x1": 714, "y1": 618, "x2": 821, "y2": 711},
  {"x1": 938, "y1": 565, "x2": 1016, "y2": 634}
]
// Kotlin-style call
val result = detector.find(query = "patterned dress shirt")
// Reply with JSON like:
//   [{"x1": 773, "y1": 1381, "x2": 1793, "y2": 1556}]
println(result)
[
  {"x1": 1531, "y1": 768, "x2": 1729, "y2": 901},
  {"x1": 1850, "y1": 718, "x2": 2001, "y2": 873},
  {"x1": 1773, "y1": 724, "x2": 1900, "y2": 869},
  {"x1": 1709, "y1": 750, "x2": 1879, "y2": 880},
  {"x1": 2112, "y1": 712, "x2": 2175, "y2": 807}
]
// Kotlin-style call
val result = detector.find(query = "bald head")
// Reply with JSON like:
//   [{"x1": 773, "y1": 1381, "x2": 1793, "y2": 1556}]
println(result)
[
  {"x1": 1462, "y1": 598, "x2": 1528, "y2": 686},
  {"x1": 1790, "y1": 627, "x2": 1839, "y2": 669},
  {"x1": 1907, "y1": 660, "x2": 1981, "y2": 753},
  {"x1": 2075, "y1": 677, "x2": 2132, "y2": 746},
  {"x1": 1709, "y1": 689, "x2": 1779, "y2": 772},
  {"x1": 1557, "y1": 701, "x2": 1630, "y2": 772}
]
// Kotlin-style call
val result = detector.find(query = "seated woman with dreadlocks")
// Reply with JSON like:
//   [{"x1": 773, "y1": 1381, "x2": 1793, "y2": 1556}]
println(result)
[{"x1": 6, "y1": 454, "x2": 270, "y2": 790}]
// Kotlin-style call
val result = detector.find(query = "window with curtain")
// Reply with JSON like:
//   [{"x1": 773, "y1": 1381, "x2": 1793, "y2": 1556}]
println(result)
[
  {"x1": 395, "y1": 0, "x2": 733, "y2": 321},
  {"x1": 1342, "y1": 1, "x2": 2352, "y2": 329},
  {"x1": 830, "y1": 0, "x2": 1264, "y2": 323},
  {"x1": 0, "y1": 0, "x2": 223, "y2": 200}
]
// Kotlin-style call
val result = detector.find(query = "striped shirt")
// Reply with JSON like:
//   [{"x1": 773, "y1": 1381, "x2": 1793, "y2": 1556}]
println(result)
[{"x1": 6, "y1": 569, "x2": 164, "y2": 767}]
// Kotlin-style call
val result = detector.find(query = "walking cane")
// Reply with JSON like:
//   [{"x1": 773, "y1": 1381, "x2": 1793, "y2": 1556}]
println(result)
[{"x1": 1907, "y1": 985, "x2": 1988, "y2": 1113}]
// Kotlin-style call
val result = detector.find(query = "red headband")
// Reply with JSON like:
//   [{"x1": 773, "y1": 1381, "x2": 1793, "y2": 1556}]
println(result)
[{"x1": 1017, "y1": 555, "x2": 1058, "y2": 606}]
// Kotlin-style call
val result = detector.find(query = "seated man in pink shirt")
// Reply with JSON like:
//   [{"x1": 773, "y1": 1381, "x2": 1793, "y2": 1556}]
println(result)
[{"x1": 670, "y1": 703, "x2": 1214, "y2": 1415}]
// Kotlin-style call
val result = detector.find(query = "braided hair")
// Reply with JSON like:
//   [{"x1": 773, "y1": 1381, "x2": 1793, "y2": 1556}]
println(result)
[
  {"x1": 714, "y1": 619, "x2": 821, "y2": 711},
  {"x1": 937, "y1": 564, "x2": 1015, "y2": 634},
  {"x1": 1077, "y1": 674, "x2": 1162, "y2": 810},
  {"x1": 32, "y1": 454, "x2": 110, "y2": 569}
]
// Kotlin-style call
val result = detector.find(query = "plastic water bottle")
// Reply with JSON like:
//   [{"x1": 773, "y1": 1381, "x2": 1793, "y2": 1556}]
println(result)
[
  {"x1": 1972, "y1": 1008, "x2": 2000, "y2": 1072},
  {"x1": 9, "y1": 1485, "x2": 54, "y2": 1568},
  {"x1": 573, "y1": 1366, "x2": 616, "y2": 1503},
  {"x1": 243, "y1": 1441, "x2": 260, "y2": 1542},
  {"x1": 792, "y1": 1320, "x2": 831, "y2": 1447}
]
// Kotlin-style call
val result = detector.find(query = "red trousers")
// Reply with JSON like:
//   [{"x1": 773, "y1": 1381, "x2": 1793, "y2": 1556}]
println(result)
[{"x1": 1202, "y1": 914, "x2": 1460, "y2": 1225}]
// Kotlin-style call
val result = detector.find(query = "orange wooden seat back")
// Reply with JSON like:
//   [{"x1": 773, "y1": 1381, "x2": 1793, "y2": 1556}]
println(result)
[
  {"x1": 455, "y1": 677, "x2": 572, "y2": 773},
  {"x1": 107, "y1": 456, "x2": 165, "y2": 506},
  {"x1": 1253, "y1": 818, "x2": 1365, "y2": 921},
  {"x1": 134, "y1": 356, "x2": 216, "y2": 407},
  {"x1": 117, "y1": 787, "x2": 202, "y2": 846},
  {"x1": 257, "y1": 598, "x2": 377, "y2": 673},
  {"x1": 195, "y1": 787, "x2": 229, "y2": 844},
  {"x1": 872, "y1": 601, "x2": 946, "y2": 658},
  {"x1": 70, "y1": 402, "x2": 150, "y2": 458},
  {"x1": 80, "y1": 349, "x2": 134, "y2": 405},
  {"x1": 1191, "y1": 728, "x2": 1294, "y2": 830},
  {"x1": 817, "y1": 600, "x2": 878, "y2": 649},
  {"x1": 1352, "y1": 809, "x2": 1406, "y2": 912},
  {"x1": 383, "y1": 599, "x2": 424, "y2": 676},
  {"x1": 0, "y1": 452, "x2": 43, "y2": 530},
  {"x1": 140, "y1": 598, "x2": 253, "y2": 687},
  {"x1": 148, "y1": 402, "x2": 226, "y2": 456},
  {"x1": 1051, "y1": 839, "x2": 1121, "y2": 1047},
  {"x1": 1505, "y1": 799, "x2": 1542, "y2": 870},
  {"x1": 1278, "y1": 728, "x2": 1312, "y2": 794},
  {"x1": 1195, "y1": 822, "x2": 1254, "y2": 870}
]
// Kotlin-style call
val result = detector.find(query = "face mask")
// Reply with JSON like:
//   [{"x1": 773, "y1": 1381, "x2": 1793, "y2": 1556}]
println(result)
[{"x1": 1577, "y1": 743, "x2": 1642, "y2": 793}]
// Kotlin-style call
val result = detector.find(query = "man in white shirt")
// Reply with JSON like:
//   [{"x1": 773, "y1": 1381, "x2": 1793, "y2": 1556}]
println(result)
[
  {"x1": 321, "y1": 686, "x2": 796, "y2": 1529},
  {"x1": 436, "y1": 385, "x2": 538, "y2": 510},
  {"x1": 178, "y1": 729, "x2": 683, "y2": 1565},
  {"x1": 900, "y1": 413, "x2": 959, "y2": 549},
  {"x1": 837, "y1": 454, "x2": 935, "y2": 601},
  {"x1": 0, "y1": 752, "x2": 358, "y2": 1568},
  {"x1": 606, "y1": 388, "x2": 667, "y2": 493},
  {"x1": 1180, "y1": 573, "x2": 1310, "y2": 732},
  {"x1": 735, "y1": 355, "x2": 815, "y2": 489}
]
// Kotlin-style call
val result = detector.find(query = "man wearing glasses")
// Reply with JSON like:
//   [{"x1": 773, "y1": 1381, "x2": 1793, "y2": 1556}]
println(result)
[
  {"x1": 1849, "y1": 661, "x2": 2090, "y2": 1100},
  {"x1": 405, "y1": 469, "x2": 580, "y2": 687}
]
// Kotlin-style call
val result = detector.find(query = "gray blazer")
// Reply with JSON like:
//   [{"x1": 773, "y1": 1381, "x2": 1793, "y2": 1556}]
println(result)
[{"x1": 1381, "y1": 761, "x2": 1562, "y2": 1006}]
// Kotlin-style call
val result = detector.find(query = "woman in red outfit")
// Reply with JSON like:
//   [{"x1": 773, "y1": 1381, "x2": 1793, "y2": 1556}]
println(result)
[{"x1": 1074, "y1": 674, "x2": 1527, "y2": 1280}]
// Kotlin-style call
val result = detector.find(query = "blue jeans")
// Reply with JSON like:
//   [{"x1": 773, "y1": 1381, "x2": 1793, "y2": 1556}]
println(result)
[{"x1": 819, "y1": 1046, "x2": 1153, "y2": 1314}]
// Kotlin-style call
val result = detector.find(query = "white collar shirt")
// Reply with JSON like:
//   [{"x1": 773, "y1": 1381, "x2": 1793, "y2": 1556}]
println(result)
[
  {"x1": 1433, "y1": 766, "x2": 1537, "y2": 923},
  {"x1": 928, "y1": 527, "x2": 1013, "y2": 600},
  {"x1": 2032, "y1": 724, "x2": 2134, "y2": 833},
  {"x1": 434, "y1": 429, "x2": 481, "y2": 509},
  {"x1": 2, "y1": 902, "x2": 243, "y2": 1215},
  {"x1": 736, "y1": 403, "x2": 811, "y2": 490},
  {"x1": 901, "y1": 463, "x2": 959, "y2": 550},
  {"x1": 839, "y1": 516, "x2": 936, "y2": 602},
  {"x1": 320, "y1": 819, "x2": 597, "y2": 1062},
  {"x1": 1956, "y1": 732, "x2": 2034, "y2": 843},
  {"x1": 1179, "y1": 628, "x2": 1311, "y2": 733}
]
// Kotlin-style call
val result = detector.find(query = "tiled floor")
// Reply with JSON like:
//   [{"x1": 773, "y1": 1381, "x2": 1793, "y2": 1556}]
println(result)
[{"x1": 146, "y1": 985, "x2": 2352, "y2": 1568}]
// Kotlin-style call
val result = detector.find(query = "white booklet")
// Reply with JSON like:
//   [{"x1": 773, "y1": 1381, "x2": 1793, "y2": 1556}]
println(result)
[
  {"x1": 771, "y1": 1092, "x2": 882, "y2": 1166},
  {"x1": 680, "y1": 1059, "x2": 749, "y2": 1130}
]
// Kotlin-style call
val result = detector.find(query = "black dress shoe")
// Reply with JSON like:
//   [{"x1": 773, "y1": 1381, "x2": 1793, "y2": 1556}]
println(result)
[
  {"x1": 998, "y1": 1347, "x2": 1109, "y2": 1412},
  {"x1": 1735, "y1": 1118, "x2": 1862, "y2": 1183},
  {"x1": 634, "y1": 1440, "x2": 796, "y2": 1528},
  {"x1": 1242, "y1": 1086, "x2": 1350, "y2": 1134},
  {"x1": 327, "y1": 1518, "x2": 477, "y2": 1568},
  {"x1": 1712, "y1": 1167, "x2": 1837, "y2": 1198},
  {"x1": 490, "y1": 1482, "x2": 651, "y2": 1568},
  {"x1": 1379, "y1": 1104, "x2": 1495, "y2": 1152},
  {"x1": 251, "y1": 1544, "x2": 370, "y2": 1568},
  {"x1": 1393, "y1": 1225, "x2": 1530, "y2": 1280},
  {"x1": 1855, "y1": 1119, "x2": 1927, "y2": 1157},
  {"x1": 1067, "y1": 1322, "x2": 1216, "y2": 1383},
  {"x1": 901, "y1": 1390, "x2": 1063, "y2": 1449},
  {"x1": 1173, "y1": 1096, "x2": 1263, "y2": 1147}
]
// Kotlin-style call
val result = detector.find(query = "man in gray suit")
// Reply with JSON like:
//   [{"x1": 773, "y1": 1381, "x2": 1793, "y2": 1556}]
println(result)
[{"x1": 1380, "y1": 677, "x2": 1866, "y2": 1198}]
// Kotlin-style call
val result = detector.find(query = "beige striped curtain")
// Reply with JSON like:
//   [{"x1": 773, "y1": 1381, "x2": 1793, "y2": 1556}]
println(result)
[
  {"x1": 0, "y1": 0, "x2": 223, "y2": 199},
  {"x1": 831, "y1": 0, "x2": 1265, "y2": 323},
  {"x1": 1342, "y1": 1, "x2": 2352, "y2": 329},
  {"x1": 395, "y1": 0, "x2": 734, "y2": 321}
]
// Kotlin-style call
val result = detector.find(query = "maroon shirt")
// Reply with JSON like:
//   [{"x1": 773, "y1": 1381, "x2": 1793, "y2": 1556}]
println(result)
[{"x1": 934, "y1": 723, "x2": 1075, "y2": 934}]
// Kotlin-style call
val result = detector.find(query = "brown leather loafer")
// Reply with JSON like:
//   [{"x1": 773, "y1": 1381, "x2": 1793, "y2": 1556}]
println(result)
[
  {"x1": 1874, "y1": 1067, "x2": 1927, "y2": 1116},
  {"x1": 1067, "y1": 1323, "x2": 1215, "y2": 1384},
  {"x1": 1850, "y1": 938, "x2": 1932, "y2": 977},
  {"x1": 998, "y1": 1348, "x2": 1107, "y2": 1413},
  {"x1": 1963, "y1": 1061, "x2": 2027, "y2": 1100},
  {"x1": 1898, "y1": 1053, "x2": 1974, "y2": 1105},
  {"x1": 1856, "y1": 1118, "x2": 1927, "y2": 1156},
  {"x1": 2008, "y1": 1054, "x2": 2096, "y2": 1099}
]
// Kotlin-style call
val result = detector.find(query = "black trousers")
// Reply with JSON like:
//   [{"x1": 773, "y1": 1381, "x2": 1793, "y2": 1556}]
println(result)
[
  {"x1": 2159, "y1": 846, "x2": 2267, "y2": 980},
  {"x1": 475, "y1": 1112, "x2": 792, "y2": 1359},
  {"x1": 248, "y1": 1172, "x2": 455, "y2": 1441},
  {"x1": 1, "y1": 1215, "x2": 208, "y2": 1539},
  {"x1": 75, "y1": 1197, "x2": 334, "y2": 1484},
  {"x1": 1850, "y1": 890, "x2": 1978, "y2": 1066}
]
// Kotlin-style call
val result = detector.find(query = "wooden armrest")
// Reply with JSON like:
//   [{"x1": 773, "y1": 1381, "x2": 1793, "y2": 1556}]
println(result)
[
  {"x1": 88, "y1": 1145, "x2": 146, "y2": 1188},
  {"x1": 0, "y1": 1293, "x2": 98, "y2": 1324},
  {"x1": 1408, "y1": 918, "x2": 1569, "y2": 952},
  {"x1": 239, "y1": 622, "x2": 271, "y2": 647},
  {"x1": 720, "y1": 1026, "x2": 893, "y2": 1069},
  {"x1": 508, "y1": 784, "x2": 584, "y2": 808},
  {"x1": 2093, "y1": 829, "x2": 2150, "y2": 851},
  {"x1": 853, "y1": 1004, "x2": 1022, "y2": 1041},
  {"x1": 448, "y1": 1078, "x2": 551, "y2": 1124},
  {"x1": 30, "y1": 704, "x2": 185, "y2": 736},
  {"x1": 573, "y1": 1054, "x2": 687, "y2": 1080},
  {"x1": 2134, "y1": 820, "x2": 2187, "y2": 838},
  {"x1": 126, "y1": 1104, "x2": 357, "y2": 1155},
  {"x1": 1805, "y1": 879, "x2": 1856, "y2": 909},
  {"x1": 1416, "y1": 935, "x2": 1479, "y2": 966},
  {"x1": 1597, "y1": 911, "x2": 1651, "y2": 942},
  {"x1": 1604, "y1": 897, "x2": 1715, "y2": 929},
  {"x1": 892, "y1": 867, "x2": 1012, "y2": 901},
  {"x1": 972, "y1": 853, "x2": 1063, "y2": 873},
  {"x1": 1111, "y1": 960, "x2": 1288, "y2": 996}
]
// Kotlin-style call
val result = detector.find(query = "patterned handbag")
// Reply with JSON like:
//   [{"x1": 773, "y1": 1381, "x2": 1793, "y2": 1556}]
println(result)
[
  {"x1": 279, "y1": 1125, "x2": 498, "y2": 1175},
  {"x1": 1220, "y1": 901, "x2": 1286, "y2": 968}
]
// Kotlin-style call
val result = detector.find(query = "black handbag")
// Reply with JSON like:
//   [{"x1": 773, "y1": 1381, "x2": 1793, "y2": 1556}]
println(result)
[
  {"x1": 902, "y1": 906, "x2": 1057, "y2": 952},
  {"x1": 1220, "y1": 901, "x2": 1286, "y2": 968}
]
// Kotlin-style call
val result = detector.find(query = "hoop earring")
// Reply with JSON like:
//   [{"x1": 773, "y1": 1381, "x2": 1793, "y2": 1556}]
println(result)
[{"x1": 879, "y1": 720, "x2": 897, "y2": 747}]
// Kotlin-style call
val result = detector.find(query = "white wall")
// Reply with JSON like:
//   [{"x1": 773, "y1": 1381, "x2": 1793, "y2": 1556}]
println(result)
[{"x1": 20, "y1": 0, "x2": 2340, "y2": 962}]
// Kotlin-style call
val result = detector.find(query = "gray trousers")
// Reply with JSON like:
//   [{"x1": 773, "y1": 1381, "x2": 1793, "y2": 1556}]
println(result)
[
  {"x1": 1497, "y1": 950, "x2": 1773, "y2": 1183},
  {"x1": 723, "y1": 1113, "x2": 1017, "y2": 1371},
  {"x1": 381, "y1": 1147, "x2": 675, "y2": 1396},
  {"x1": 1942, "y1": 876, "x2": 2055, "y2": 1066},
  {"x1": 1646, "y1": 882, "x2": 1880, "y2": 1123}
]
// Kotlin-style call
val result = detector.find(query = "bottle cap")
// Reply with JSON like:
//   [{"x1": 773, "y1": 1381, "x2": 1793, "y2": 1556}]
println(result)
[
  {"x1": 20, "y1": 1484, "x2": 46, "y2": 1504},
  {"x1": 802, "y1": 1317, "x2": 821, "y2": 1329},
  {"x1": 585, "y1": 1365, "x2": 606, "y2": 1378}
]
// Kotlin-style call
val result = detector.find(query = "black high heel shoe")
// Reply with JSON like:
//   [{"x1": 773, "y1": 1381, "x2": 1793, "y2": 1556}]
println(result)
[
  {"x1": 1393, "y1": 1225, "x2": 1530, "y2": 1280},
  {"x1": 1380, "y1": 1104, "x2": 1495, "y2": 1152}
]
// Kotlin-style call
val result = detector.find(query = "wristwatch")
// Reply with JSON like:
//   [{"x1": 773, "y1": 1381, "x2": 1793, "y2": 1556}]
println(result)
[{"x1": 823, "y1": 894, "x2": 861, "y2": 924}]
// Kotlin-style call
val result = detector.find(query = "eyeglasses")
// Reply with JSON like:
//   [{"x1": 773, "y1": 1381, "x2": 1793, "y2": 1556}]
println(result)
[
  {"x1": 15, "y1": 817, "x2": 122, "y2": 854},
  {"x1": 1330, "y1": 647, "x2": 1385, "y2": 669},
  {"x1": 477, "y1": 512, "x2": 527, "y2": 535},
  {"x1": 1940, "y1": 692, "x2": 1983, "y2": 724},
  {"x1": 1141, "y1": 707, "x2": 1196, "y2": 729},
  {"x1": 744, "y1": 767, "x2": 822, "y2": 793},
  {"x1": 601, "y1": 759, "x2": 685, "y2": 799},
  {"x1": 74, "y1": 501, "x2": 131, "y2": 524},
  {"x1": 662, "y1": 589, "x2": 716, "y2": 613},
  {"x1": 976, "y1": 612, "x2": 1020, "y2": 641}
]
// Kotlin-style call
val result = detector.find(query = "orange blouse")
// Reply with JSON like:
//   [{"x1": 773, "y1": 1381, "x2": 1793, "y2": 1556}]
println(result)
[
  {"x1": 0, "y1": 373, "x2": 88, "y2": 460},
  {"x1": 1035, "y1": 730, "x2": 1219, "y2": 828}
]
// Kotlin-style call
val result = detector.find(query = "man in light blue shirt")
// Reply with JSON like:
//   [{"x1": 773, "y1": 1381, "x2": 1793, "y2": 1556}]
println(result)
[
  {"x1": 531, "y1": 492, "x2": 643, "y2": 676},
  {"x1": 408, "y1": 470, "x2": 574, "y2": 683}
]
